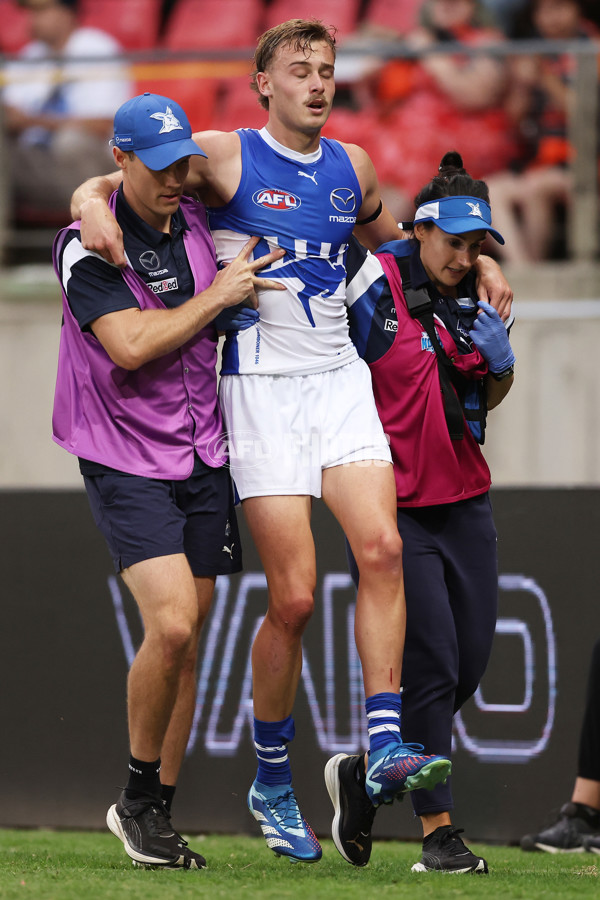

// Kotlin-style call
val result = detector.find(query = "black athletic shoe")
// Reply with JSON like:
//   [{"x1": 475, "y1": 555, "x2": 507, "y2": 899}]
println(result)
[
  {"x1": 520, "y1": 802, "x2": 600, "y2": 853},
  {"x1": 411, "y1": 825, "x2": 488, "y2": 873},
  {"x1": 583, "y1": 834, "x2": 600, "y2": 854},
  {"x1": 324, "y1": 753, "x2": 376, "y2": 867},
  {"x1": 107, "y1": 791, "x2": 207, "y2": 869}
]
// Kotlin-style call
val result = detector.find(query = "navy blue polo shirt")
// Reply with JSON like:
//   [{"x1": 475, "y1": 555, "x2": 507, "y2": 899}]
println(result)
[{"x1": 59, "y1": 184, "x2": 195, "y2": 331}]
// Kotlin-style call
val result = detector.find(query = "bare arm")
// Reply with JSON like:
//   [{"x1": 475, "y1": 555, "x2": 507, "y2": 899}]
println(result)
[
  {"x1": 71, "y1": 171, "x2": 126, "y2": 266},
  {"x1": 343, "y1": 142, "x2": 402, "y2": 250},
  {"x1": 421, "y1": 55, "x2": 506, "y2": 109},
  {"x1": 91, "y1": 238, "x2": 285, "y2": 370},
  {"x1": 474, "y1": 255, "x2": 513, "y2": 321},
  {"x1": 486, "y1": 372, "x2": 514, "y2": 410},
  {"x1": 70, "y1": 130, "x2": 240, "y2": 267},
  {"x1": 4, "y1": 105, "x2": 113, "y2": 140},
  {"x1": 408, "y1": 27, "x2": 507, "y2": 110}
]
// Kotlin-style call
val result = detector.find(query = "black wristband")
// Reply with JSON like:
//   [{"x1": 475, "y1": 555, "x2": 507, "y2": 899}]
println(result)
[
  {"x1": 356, "y1": 199, "x2": 383, "y2": 226},
  {"x1": 490, "y1": 365, "x2": 514, "y2": 381}
]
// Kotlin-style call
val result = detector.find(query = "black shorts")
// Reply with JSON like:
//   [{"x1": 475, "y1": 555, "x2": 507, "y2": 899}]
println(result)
[{"x1": 83, "y1": 455, "x2": 242, "y2": 576}]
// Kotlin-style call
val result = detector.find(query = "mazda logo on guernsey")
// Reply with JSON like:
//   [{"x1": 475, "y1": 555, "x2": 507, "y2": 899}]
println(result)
[
  {"x1": 330, "y1": 188, "x2": 356, "y2": 213},
  {"x1": 139, "y1": 250, "x2": 161, "y2": 270},
  {"x1": 252, "y1": 189, "x2": 301, "y2": 211}
]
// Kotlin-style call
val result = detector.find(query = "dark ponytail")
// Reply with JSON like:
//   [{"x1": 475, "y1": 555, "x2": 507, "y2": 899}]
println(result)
[{"x1": 414, "y1": 151, "x2": 490, "y2": 208}]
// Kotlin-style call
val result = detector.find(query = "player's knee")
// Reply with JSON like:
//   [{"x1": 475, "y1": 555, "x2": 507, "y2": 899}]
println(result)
[
  {"x1": 356, "y1": 529, "x2": 403, "y2": 579},
  {"x1": 269, "y1": 592, "x2": 315, "y2": 635},
  {"x1": 155, "y1": 618, "x2": 197, "y2": 669}
]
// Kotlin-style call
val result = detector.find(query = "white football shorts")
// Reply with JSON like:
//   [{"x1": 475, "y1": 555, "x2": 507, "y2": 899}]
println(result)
[{"x1": 218, "y1": 358, "x2": 392, "y2": 499}]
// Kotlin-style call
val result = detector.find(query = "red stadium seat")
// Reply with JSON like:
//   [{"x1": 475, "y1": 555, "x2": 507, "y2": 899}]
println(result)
[
  {"x1": 362, "y1": 0, "x2": 422, "y2": 37},
  {"x1": 0, "y1": 0, "x2": 31, "y2": 54},
  {"x1": 134, "y1": 72, "x2": 220, "y2": 132},
  {"x1": 79, "y1": 0, "x2": 161, "y2": 51},
  {"x1": 163, "y1": 0, "x2": 265, "y2": 50},
  {"x1": 263, "y1": 0, "x2": 361, "y2": 39},
  {"x1": 215, "y1": 75, "x2": 268, "y2": 131}
]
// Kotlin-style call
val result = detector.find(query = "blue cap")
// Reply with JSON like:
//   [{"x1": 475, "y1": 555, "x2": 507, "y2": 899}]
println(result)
[
  {"x1": 112, "y1": 93, "x2": 207, "y2": 171},
  {"x1": 414, "y1": 195, "x2": 504, "y2": 244}
]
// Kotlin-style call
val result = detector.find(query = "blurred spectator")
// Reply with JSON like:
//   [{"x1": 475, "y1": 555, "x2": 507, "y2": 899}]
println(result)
[
  {"x1": 2, "y1": 0, "x2": 131, "y2": 221},
  {"x1": 484, "y1": 0, "x2": 599, "y2": 263},
  {"x1": 330, "y1": 0, "x2": 516, "y2": 222},
  {"x1": 480, "y1": 0, "x2": 529, "y2": 34}
]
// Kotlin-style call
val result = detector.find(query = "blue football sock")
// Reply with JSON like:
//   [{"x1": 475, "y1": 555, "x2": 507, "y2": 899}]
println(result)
[
  {"x1": 254, "y1": 715, "x2": 295, "y2": 786},
  {"x1": 365, "y1": 691, "x2": 403, "y2": 754}
]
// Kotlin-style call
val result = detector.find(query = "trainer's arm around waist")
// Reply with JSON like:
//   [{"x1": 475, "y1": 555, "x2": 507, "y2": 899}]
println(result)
[{"x1": 91, "y1": 238, "x2": 285, "y2": 370}]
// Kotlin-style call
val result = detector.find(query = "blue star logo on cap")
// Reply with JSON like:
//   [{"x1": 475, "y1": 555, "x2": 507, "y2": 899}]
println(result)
[
  {"x1": 466, "y1": 201, "x2": 482, "y2": 217},
  {"x1": 150, "y1": 106, "x2": 184, "y2": 135}
]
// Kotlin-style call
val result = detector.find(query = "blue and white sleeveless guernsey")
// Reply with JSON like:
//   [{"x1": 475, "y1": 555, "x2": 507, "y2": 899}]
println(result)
[{"x1": 208, "y1": 128, "x2": 363, "y2": 376}]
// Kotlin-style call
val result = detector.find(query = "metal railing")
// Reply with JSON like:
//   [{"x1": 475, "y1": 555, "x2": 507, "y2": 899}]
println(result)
[{"x1": 0, "y1": 38, "x2": 597, "y2": 262}]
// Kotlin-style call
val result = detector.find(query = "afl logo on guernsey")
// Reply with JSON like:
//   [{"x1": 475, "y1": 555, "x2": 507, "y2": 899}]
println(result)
[{"x1": 252, "y1": 189, "x2": 301, "y2": 211}]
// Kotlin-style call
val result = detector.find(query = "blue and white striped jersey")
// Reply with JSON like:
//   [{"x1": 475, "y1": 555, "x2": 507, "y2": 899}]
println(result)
[{"x1": 208, "y1": 128, "x2": 362, "y2": 375}]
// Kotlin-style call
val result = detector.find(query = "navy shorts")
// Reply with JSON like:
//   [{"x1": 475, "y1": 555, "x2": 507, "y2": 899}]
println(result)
[{"x1": 83, "y1": 455, "x2": 242, "y2": 576}]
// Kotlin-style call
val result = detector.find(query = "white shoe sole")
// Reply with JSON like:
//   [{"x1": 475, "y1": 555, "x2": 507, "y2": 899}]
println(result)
[
  {"x1": 411, "y1": 858, "x2": 488, "y2": 873},
  {"x1": 106, "y1": 804, "x2": 185, "y2": 867},
  {"x1": 535, "y1": 842, "x2": 585, "y2": 854},
  {"x1": 324, "y1": 753, "x2": 354, "y2": 864}
]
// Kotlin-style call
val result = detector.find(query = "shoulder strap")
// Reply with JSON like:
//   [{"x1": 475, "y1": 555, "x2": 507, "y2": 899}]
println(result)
[{"x1": 392, "y1": 255, "x2": 465, "y2": 441}]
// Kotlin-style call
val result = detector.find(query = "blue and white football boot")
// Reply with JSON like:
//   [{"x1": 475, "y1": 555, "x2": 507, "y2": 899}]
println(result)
[
  {"x1": 247, "y1": 780, "x2": 322, "y2": 863},
  {"x1": 366, "y1": 743, "x2": 452, "y2": 807}
]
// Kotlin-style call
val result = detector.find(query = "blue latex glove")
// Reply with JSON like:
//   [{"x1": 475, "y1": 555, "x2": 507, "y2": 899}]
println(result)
[
  {"x1": 468, "y1": 300, "x2": 515, "y2": 373},
  {"x1": 214, "y1": 304, "x2": 259, "y2": 332}
]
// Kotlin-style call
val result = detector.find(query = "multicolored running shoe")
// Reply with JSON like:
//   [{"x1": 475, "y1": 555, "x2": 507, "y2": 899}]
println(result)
[
  {"x1": 365, "y1": 743, "x2": 452, "y2": 807},
  {"x1": 247, "y1": 780, "x2": 322, "y2": 863}
]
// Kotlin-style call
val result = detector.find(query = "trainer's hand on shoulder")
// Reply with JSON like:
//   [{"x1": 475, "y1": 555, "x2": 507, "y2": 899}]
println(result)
[
  {"x1": 469, "y1": 300, "x2": 515, "y2": 373},
  {"x1": 79, "y1": 198, "x2": 127, "y2": 268}
]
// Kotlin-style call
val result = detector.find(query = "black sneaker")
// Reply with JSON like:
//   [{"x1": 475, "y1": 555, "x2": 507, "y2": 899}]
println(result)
[
  {"x1": 584, "y1": 834, "x2": 600, "y2": 854},
  {"x1": 106, "y1": 791, "x2": 207, "y2": 869},
  {"x1": 411, "y1": 825, "x2": 488, "y2": 873},
  {"x1": 324, "y1": 753, "x2": 376, "y2": 867},
  {"x1": 520, "y1": 802, "x2": 600, "y2": 853}
]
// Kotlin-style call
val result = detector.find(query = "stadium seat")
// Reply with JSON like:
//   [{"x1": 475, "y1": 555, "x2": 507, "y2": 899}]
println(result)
[
  {"x1": 263, "y1": 0, "x2": 362, "y2": 39},
  {"x1": 362, "y1": 0, "x2": 422, "y2": 37},
  {"x1": 134, "y1": 72, "x2": 220, "y2": 132},
  {"x1": 0, "y1": 0, "x2": 31, "y2": 54},
  {"x1": 215, "y1": 75, "x2": 268, "y2": 131},
  {"x1": 163, "y1": 0, "x2": 265, "y2": 50},
  {"x1": 79, "y1": 0, "x2": 162, "y2": 51}
]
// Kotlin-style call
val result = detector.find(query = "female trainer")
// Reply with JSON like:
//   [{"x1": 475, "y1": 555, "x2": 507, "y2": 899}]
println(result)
[{"x1": 325, "y1": 150, "x2": 515, "y2": 875}]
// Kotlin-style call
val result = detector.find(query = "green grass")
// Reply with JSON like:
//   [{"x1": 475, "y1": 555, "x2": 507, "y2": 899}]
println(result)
[{"x1": 1, "y1": 829, "x2": 599, "y2": 900}]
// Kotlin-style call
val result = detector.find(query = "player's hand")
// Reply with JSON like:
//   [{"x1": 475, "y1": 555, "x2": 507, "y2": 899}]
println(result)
[
  {"x1": 469, "y1": 300, "x2": 515, "y2": 373},
  {"x1": 474, "y1": 255, "x2": 513, "y2": 321},
  {"x1": 214, "y1": 304, "x2": 260, "y2": 332},
  {"x1": 210, "y1": 236, "x2": 286, "y2": 310},
  {"x1": 79, "y1": 197, "x2": 127, "y2": 267}
]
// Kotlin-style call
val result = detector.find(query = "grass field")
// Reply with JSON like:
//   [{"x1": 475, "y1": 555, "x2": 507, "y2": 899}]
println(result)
[{"x1": 1, "y1": 829, "x2": 599, "y2": 900}]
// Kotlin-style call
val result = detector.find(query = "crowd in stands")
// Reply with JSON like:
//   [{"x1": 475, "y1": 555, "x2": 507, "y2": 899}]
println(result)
[{"x1": 0, "y1": 0, "x2": 598, "y2": 261}]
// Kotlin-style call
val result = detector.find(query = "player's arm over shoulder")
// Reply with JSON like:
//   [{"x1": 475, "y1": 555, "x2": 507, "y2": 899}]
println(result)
[
  {"x1": 341, "y1": 141, "x2": 402, "y2": 251},
  {"x1": 188, "y1": 129, "x2": 242, "y2": 206}
]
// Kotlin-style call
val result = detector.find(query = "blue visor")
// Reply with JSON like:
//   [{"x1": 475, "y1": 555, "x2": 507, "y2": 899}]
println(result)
[{"x1": 414, "y1": 195, "x2": 504, "y2": 244}]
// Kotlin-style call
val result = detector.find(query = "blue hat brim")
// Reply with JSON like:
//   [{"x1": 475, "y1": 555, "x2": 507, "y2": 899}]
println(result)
[
  {"x1": 134, "y1": 138, "x2": 207, "y2": 171},
  {"x1": 431, "y1": 216, "x2": 505, "y2": 245}
]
